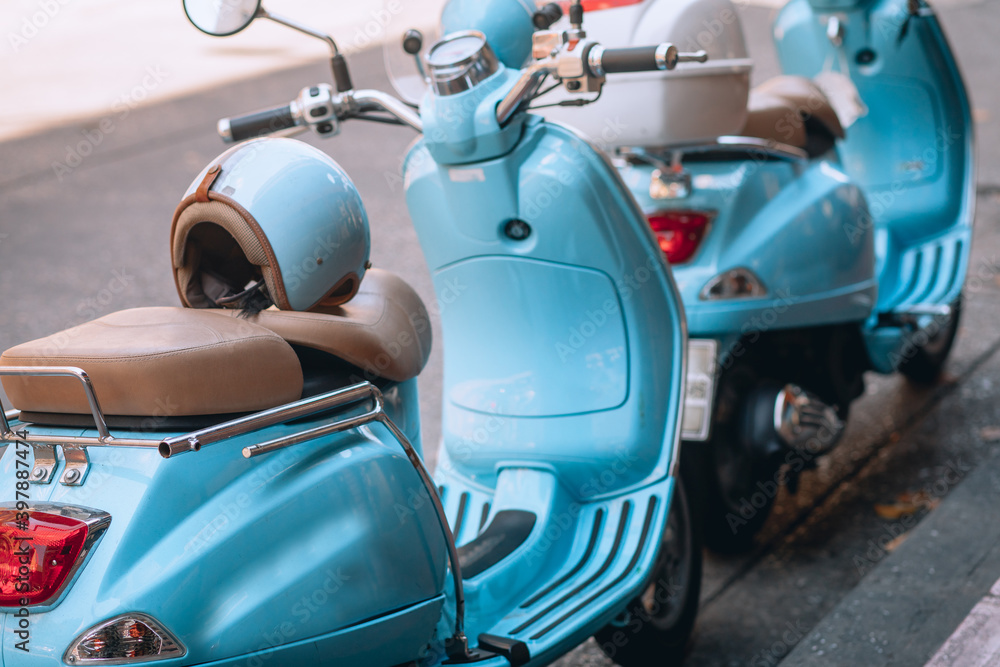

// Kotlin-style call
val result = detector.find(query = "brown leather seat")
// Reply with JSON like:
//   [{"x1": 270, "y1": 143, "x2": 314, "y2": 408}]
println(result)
[
  {"x1": 0, "y1": 269, "x2": 432, "y2": 419},
  {"x1": 742, "y1": 75, "x2": 845, "y2": 155},
  {"x1": 0, "y1": 307, "x2": 303, "y2": 416},
  {"x1": 213, "y1": 268, "x2": 433, "y2": 384}
]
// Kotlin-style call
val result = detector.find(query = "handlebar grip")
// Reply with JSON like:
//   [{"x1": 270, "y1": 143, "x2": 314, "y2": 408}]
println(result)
[
  {"x1": 598, "y1": 46, "x2": 663, "y2": 74},
  {"x1": 220, "y1": 104, "x2": 297, "y2": 143}
]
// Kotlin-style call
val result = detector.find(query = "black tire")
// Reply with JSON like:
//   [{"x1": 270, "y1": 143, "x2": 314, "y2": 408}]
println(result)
[
  {"x1": 898, "y1": 295, "x2": 963, "y2": 384},
  {"x1": 682, "y1": 435, "x2": 775, "y2": 555},
  {"x1": 594, "y1": 480, "x2": 702, "y2": 666},
  {"x1": 683, "y1": 367, "x2": 780, "y2": 554}
]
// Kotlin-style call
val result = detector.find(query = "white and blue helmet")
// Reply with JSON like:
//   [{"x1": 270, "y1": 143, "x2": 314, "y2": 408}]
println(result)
[{"x1": 171, "y1": 138, "x2": 370, "y2": 312}]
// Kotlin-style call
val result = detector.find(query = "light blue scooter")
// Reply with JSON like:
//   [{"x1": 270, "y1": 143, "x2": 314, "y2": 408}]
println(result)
[
  {"x1": 440, "y1": 0, "x2": 974, "y2": 552},
  {"x1": 0, "y1": 1, "x2": 708, "y2": 665}
]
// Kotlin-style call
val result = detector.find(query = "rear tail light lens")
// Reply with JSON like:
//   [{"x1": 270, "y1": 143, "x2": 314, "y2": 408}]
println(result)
[
  {"x1": 547, "y1": 0, "x2": 644, "y2": 11},
  {"x1": 0, "y1": 511, "x2": 88, "y2": 606},
  {"x1": 647, "y1": 210, "x2": 712, "y2": 264},
  {"x1": 0, "y1": 504, "x2": 110, "y2": 609},
  {"x1": 66, "y1": 613, "x2": 186, "y2": 664}
]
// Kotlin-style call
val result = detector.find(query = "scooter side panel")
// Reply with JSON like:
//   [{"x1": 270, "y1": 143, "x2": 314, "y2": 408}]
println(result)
[
  {"x1": 404, "y1": 118, "x2": 687, "y2": 498},
  {"x1": 628, "y1": 157, "x2": 877, "y2": 336},
  {"x1": 0, "y1": 393, "x2": 446, "y2": 665},
  {"x1": 774, "y1": 0, "x2": 975, "y2": 264},
  {"x1": 437, "y1": 257, "x2": 629, "y2": 417},
  {"x1": 181, "y1": 597, "x2": 445, "y2": 667},
  {"x1": 775, "y1": 0, "x2": 975, "y2": 371}
]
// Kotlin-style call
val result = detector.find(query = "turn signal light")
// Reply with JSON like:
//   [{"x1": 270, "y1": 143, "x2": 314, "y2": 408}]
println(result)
[
  {"x1": 647, "y1": 210, "x2": 712, "y2": 264},
  {"x1": 700, "y1": 268, "x2": 768, "y2": 301},
  {"x1": 0, "y1": 510, "x2": 90, "y2": 606},
  {"x1": 65, "y1": 613, "x2": 186, "y2": 663}
]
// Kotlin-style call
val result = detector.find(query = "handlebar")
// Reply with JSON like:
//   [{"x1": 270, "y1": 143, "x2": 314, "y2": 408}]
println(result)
[
  {"x1": 497, "y1": 41, "x2": 708, "y2": 126},
  {"x1": 219, "y1": 104, "x2": 298, "y2": 143},
  {"x1": 217, "y1": 88, "x2": 423, "y2": 144},
  {"x1": 215, "y1": 41, "x2": 708, "y2": 143},
  {"x1": 599, "y1": 46, "x2": 663, "y2": 74},
  {"x1": 587, "y1": 44, "x2": 708, "y2": 76}
]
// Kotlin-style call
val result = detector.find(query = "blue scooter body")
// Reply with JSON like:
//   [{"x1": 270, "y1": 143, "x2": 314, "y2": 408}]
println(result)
[
  {"x1": 0, "y1": 384, "x2": 451, "y2": 667},
  {"x1": 439, "y1": 0, "x2": 973, "y2": 551},
  {"x1": 0, "y1": 30, "x2": 689, "y2": 667},
  {"x1": 626, "y1": 155, "x2": 877, "y2": 338},
  {"x1": 403, "y1": 63, "x2": 688, "y2": 662},
  {"x1": 772, "y1": 0, "x2": 974, "y2": 371},
  {"x1": 616, "y1": 0, "x2": 972, "y2": 374}
]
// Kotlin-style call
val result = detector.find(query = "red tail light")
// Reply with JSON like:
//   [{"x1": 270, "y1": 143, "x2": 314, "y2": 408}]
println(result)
[
  {"x1": 647, "y1": 210, "x2": 712, "y2": 264},
  {"x1": 550, "y1": 0, "x2": 644, "y2": 12},
  {"x1": 0, "y1": 510, "x2": 91, "y2": 606}
]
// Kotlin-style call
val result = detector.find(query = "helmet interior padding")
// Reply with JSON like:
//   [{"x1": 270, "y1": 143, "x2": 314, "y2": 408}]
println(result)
[{"x1": 172, "y1": 198, "x2": 289, "y2": 310}]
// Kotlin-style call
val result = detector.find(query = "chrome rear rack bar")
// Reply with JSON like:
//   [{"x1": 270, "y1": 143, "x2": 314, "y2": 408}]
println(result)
[
  {"x1": 623, "y1": 136, "x2": 809, "y2": 163},
  {"x1": 158, "y1": 382, "x2": 374, "y2": 457},
  {"x1": 0, "y1": 367, "x2": 384, "y2": 454},
  {"x1": 0, "y1": 367, "x2": 114, "y2": 442}
]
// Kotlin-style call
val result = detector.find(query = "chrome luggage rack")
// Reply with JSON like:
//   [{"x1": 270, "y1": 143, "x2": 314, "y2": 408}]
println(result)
[
  {"x1": 0, "y1": 367, "x2": 411, "y2": 482},
  {"x1": 0, "y1": 365, "x2": 471, "y2": 648}
]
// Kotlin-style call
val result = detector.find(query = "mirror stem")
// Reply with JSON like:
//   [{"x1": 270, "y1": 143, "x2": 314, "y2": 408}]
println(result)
[
  {"x1": 257, "y1": 7, "x2": 341, "y2": 56},
  {"x1": 257, "y1": 7, "x2": 353, "y2": 91}
]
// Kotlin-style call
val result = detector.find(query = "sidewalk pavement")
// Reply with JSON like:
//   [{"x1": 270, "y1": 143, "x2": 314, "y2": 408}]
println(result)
[
  {"x1": 0, "y1": 0, "x2": 445, "y2": 141},
  {"x1": 783, "y1": 419, "x2": 1000, "y2": 665}
]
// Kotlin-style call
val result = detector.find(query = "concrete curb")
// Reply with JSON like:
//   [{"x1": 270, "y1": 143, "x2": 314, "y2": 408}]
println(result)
[{"x1": 781, "y1": 448, "x2": 1000, "y2": 666}]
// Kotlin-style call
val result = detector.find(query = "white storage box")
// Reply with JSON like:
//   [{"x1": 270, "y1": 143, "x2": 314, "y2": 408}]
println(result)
[{"x1": 539, "y1": 0, "x2": 753, "y2": 147}]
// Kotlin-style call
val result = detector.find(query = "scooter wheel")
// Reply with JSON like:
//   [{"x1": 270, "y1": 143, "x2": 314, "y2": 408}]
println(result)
[
  {"x1": 682, "y1": 433, "x2": 774, "y2": 555},
  {"x1": 898, "y1": 295, "x2": 963, "y2": 384},
  {"x1": 593, "y1": 479, "x2": 702, "y2": 666}
]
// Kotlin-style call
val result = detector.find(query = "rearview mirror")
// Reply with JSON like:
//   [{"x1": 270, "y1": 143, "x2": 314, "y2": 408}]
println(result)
[{"x1": 183, "y1": 0, "x2": 261, "y2": 37}]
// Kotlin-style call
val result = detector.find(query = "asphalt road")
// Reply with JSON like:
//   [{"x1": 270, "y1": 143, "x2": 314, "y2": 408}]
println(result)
[{"x1": 1, "y1": 1, "x2": 999, "y2": 666}]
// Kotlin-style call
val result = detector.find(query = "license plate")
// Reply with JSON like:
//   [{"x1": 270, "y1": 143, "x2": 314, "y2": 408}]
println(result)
[{"x1": 681, "y1": 339, "x2": 717, "y2": 441}]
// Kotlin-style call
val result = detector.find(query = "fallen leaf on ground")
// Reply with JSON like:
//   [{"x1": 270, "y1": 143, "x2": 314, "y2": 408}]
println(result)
[
  {"x1": 885, "y1": 533, "x2": 909, "y2": 553},
  {"x1": 874, "y1": 491, "x2": 939, "y2": 520},
  {"x1": 980, "y1": 426, "x2": 1000, "y2": 442}
]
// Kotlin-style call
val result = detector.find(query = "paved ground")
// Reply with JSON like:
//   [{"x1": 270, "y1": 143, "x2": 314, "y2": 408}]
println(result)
[
  {"x1": 1, "y1": 1, "x2": 999, "y2": 666},
  {"x1": 0, "y1": 0, "x2": 446, "y2": 140}
]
